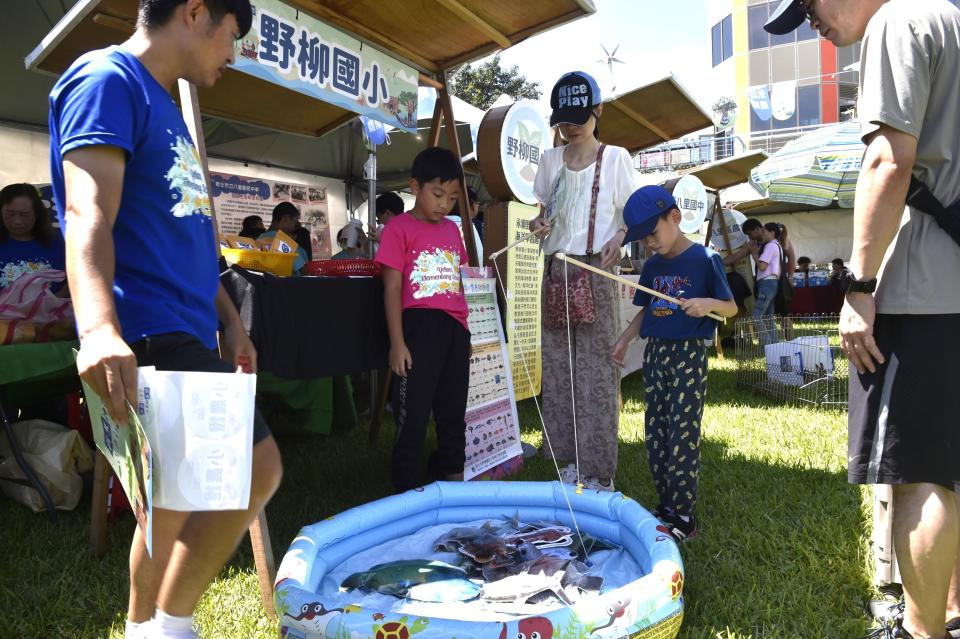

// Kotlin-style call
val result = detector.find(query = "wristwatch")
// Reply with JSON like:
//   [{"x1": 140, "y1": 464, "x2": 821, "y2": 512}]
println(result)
[{"x1": 838, "y1": 270, "x2": 878, "y2": 294}]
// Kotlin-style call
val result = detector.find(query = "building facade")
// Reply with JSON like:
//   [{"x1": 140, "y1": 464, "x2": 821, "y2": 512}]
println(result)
[{"x1": 708, "y1": 0, "x2": 960, "y2": 155}]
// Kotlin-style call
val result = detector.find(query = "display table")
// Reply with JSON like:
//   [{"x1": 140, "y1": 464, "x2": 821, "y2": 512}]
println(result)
[
  {"x1": 220, "y1": 267, "x2": 389, "y2": 379},
  {"x1": 790, "y1": 284, "x2": 844, "y2": 316}
]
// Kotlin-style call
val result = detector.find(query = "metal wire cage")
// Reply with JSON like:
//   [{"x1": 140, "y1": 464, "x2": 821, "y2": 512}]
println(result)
[{"x1": 733, "y1": 314, "x2": 848, "y2": 409}]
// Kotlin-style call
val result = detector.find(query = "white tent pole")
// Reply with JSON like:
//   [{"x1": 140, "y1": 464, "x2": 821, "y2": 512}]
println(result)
[{"x1": 368, "y1": 149, "x2": 377, "y2": 258}]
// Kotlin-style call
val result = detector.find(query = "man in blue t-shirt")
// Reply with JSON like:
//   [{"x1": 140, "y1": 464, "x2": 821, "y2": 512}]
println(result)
[
  {"x1": 48, "y1": 2, "x2": 281, "y2": 638},
  {"x1": 611, "y1": 185, "x2": 736, "y2": 543}
]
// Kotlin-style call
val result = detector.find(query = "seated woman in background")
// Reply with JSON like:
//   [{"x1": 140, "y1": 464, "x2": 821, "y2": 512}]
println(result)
[{"x1": 0, "y1": 183, "x2": 67, "y2": 295}]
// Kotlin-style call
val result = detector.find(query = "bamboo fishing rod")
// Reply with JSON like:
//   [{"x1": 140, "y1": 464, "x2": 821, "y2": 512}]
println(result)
[
  {"x1": 487, "y1": 227, "x2": 548, "y2": 261},
  {"x1": 554, "y1": 253, "x2": 727, "y2": 323}
]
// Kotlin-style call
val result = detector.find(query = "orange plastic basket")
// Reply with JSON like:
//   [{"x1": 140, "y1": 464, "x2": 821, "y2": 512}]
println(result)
[
  {"x1": 222, "y1": 248, "x2": 296, "y2": 277},
  {"x1": 303, "y1": 259, "x2": 381, "y2": 277}
]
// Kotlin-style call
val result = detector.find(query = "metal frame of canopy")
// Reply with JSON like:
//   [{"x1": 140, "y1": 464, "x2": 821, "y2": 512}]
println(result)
[{"x1": 26, "y1": 0, "x2": 596, "y2": 619}]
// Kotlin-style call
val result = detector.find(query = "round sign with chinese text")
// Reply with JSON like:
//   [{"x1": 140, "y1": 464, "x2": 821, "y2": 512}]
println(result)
[
  {"x1": 477, "y1": 100, "x2": 551, "y2": 205},
  {"x1": 672, "y1": 175, "x2": 709, "y2": 234}
]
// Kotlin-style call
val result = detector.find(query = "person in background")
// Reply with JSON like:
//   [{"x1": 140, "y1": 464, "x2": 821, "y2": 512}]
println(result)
[
  {"x1": 237, "y1": 214, "x2": 264, "y2": 239},
  {"x1": 375, "y1": 147, "x2": 470, "y2": 493},
  {"x1": 778, "y1": 222, "x2": 797, "y2": 276},
  {"x1": 368, "y1": 191, "x2": 405, "y2": 243},
  {"x1": 829, "y1": 257, "x2": 847, "y2": 286},
  {"x1": 332, "y1": 220, "x2": 368, "y2": 259},
  {"x1": 293, "y1": 223, "x2": 313, "y2": 262},
  {"x1": 447, "y1": 186, "x2": 483, "y2": 262},
  {"x1": 259, "y1": 202, "x2": 308, "y2": 274},
  {"x1": 797, "y1": 256, "x2": 812, "y2": 274},
  {"x1": 0, "y1": 183, "x2": 67, "y2": 295},
  {"x1": 752, "y1": 221, "x2": 783, "y2": 343}
]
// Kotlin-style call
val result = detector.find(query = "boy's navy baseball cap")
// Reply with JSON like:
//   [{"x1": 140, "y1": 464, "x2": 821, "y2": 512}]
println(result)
[
  {"x1": 550, "y1": 71, "x2": 602, "y2": 126},
  {"x1": 764, "y1": 0, "x2": 808, "y2": 35},
  {"x1": 622, "y1": 185, "x2": 677, "y2": 245}
]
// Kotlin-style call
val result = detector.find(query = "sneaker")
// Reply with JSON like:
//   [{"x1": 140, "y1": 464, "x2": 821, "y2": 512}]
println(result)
[
  {"x1": 947, "y1": 617, "x2": 960, "y2": 639},
  {"x1": 581, "y1": 476, "x2": 615, "y2": 492},
  {"x1": 559, "y1": 463, "x2": 580, "y2": 484},
  {"x1": 863, "y1": 598, "x2": 913, "y2": 639},
  {"x1": 659, "y1": 512, "x2": 698, "y2": 543}
]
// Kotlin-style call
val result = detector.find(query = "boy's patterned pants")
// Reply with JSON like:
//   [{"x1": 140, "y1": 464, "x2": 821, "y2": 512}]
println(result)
[{"x1": 642, "y1": 337, "x2": 708, "y2": 516}]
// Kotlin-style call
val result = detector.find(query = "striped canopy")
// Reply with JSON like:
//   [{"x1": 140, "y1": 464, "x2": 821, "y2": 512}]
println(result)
[{"x1": 750, "y1": 121, "x2": 865, "y2": 208}]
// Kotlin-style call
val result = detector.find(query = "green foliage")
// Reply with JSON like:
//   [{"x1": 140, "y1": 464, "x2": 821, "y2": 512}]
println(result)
[{"x1": 450, "y1": 54, "x2": 542, "y2": 110}]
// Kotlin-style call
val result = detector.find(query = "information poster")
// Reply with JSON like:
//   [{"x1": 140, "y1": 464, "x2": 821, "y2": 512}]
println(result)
[
  {"x1": 210, "y1": 172, "x2": 332, "y2": 259},
  {"x1": 462, "y1": 269, "x2": 523, "y2": 480},
  {"x1": 505, "y1": 201, "x2": 543, "y2": 400}
]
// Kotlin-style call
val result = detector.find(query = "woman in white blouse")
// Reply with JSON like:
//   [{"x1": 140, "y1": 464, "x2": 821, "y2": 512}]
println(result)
[{"x1": 529, "y1": 71, "x2": 638, "y2": 492}]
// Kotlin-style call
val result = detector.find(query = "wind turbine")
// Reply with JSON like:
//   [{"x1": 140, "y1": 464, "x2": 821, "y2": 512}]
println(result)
[{"x1": 597, "y1": 43, "x2": 626, "y2": 93}]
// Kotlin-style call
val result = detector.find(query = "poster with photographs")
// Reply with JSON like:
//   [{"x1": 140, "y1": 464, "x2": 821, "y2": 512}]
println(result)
[
  {"x1": 462, "y1": 268, "x2": 523, "y2": 481},
  {"x1": 209, "y1": 172, "x2": 332, "y2": 259}
]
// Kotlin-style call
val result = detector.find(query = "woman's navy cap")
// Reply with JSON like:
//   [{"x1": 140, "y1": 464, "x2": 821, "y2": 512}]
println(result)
[
  {"x1": 764, "y1": 0, "x2": 808, "y2": 35},
  {"x1": 550, "y1": 71, "x2": 602, "y2": 126},
  {"x1": 622, "y1": 186, "x2": 677, "y2": 245}
]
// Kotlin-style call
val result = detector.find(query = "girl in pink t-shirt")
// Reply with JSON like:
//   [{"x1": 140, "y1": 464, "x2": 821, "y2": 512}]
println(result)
[{"x1": 374, "y1": 147, "x2": 471, "y2": 493}]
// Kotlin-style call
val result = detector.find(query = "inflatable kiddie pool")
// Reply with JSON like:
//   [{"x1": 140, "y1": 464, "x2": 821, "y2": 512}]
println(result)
[{"x1": 275, "y1": 481, "x2": 684, "y2": 639}]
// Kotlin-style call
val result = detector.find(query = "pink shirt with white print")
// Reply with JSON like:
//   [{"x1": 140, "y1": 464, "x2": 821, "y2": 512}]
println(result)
[{"x1": 374, "y1": 212, "x2": 469, "y2": 329}]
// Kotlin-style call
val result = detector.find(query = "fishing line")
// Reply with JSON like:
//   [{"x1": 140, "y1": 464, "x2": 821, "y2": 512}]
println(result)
[{"x1": 491, "y1": 257, "x2": 588, "y2": 557}]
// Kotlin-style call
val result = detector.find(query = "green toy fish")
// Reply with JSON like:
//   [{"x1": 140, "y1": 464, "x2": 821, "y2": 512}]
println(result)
[{"x1": 340, "y1": 560, "x2": 480, "y2": 602}]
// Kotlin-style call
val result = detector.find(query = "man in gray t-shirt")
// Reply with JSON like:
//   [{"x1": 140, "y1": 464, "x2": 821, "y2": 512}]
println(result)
[{"x1": 766, "y1": 2, "x2": 960, "y2": 638}]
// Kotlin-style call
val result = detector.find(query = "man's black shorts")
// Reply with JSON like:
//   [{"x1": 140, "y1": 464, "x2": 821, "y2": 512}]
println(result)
[
  {"x1": 129, "y1": 332, "x2": 271, "y2": 445},
  {"x1": 848, "y1": 314, "x2": 960, "y2": 491}
]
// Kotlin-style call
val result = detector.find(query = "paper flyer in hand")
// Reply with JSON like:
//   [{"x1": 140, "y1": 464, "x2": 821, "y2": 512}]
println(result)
[
  {"x1": 80, "y1": 369, "x2": 153, "y2": 557},
  {"x1": 136, "y1": 368, "x2": 256, "y2": 512}
]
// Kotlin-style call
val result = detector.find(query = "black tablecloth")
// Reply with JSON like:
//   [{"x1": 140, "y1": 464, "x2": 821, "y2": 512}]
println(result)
[{"x1": 221, "y1": 267, "x2": 388, "y2": 379}]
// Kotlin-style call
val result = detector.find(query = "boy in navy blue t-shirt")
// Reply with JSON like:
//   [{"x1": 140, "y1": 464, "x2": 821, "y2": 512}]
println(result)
[{"x1": 611, "y1": 185, "x2": 736, "y2": 542}]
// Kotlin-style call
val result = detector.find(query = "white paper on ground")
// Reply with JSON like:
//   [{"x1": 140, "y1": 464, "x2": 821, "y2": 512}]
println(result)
[{"x1": 137, "y1": 368, "x2": 256, "y2": 512}]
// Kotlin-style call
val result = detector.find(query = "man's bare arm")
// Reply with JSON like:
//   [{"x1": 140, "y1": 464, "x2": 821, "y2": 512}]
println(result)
[{"x1": 63, "y1": 145, "x2": 138, "y2": 424}]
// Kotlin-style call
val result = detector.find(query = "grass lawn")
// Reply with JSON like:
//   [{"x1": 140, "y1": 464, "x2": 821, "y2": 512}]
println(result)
[{"x1": 0, "y1": 356, "x2": 879, "y2": 638}]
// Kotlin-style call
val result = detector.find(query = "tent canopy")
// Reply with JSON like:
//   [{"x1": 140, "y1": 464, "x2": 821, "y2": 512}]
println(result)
[
  {"x1": 600, "y1": 76, "x2": 713, "y2": 153},
  {"x1": 683, "y1": 151, "x2": 767, "y2": 191},
  {"x1": 25, "y1": 0, "x2": 595, "y2": 138},
  {"x1": 732, "y1": 197, "x2": 840, "y2": 216}
]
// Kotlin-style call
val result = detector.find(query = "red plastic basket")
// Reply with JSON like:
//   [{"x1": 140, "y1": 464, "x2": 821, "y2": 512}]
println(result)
[{"x1": 303, "y1": 259, "x2": 381, "y2": 277}]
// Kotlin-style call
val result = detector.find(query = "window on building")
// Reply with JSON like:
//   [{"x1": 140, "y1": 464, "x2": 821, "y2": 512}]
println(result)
[
  {"x1": 751, "y1": 108, "x2": 770, "y2": 133},
  {"x1": 712, "y1": 22, "x2": 723, "y2": 67},
  {"x1": 768, "y1": 2, "x2": 796, "y2": 47},
  {"x1": 797, "y1": 22, "x2": 818, "y2": 41},
  {"x1": 722, "y1": 15, "x2": 734, "y2": 60},
  {"x1": 797, "y1": 85, "x2": 821, "y2": 127},
  {"x1": 712, "y1": 14, "x2": 734, "y2": 66},
  {"x1": 748, "y1": 4, "x2": 770, "y2": 50}
]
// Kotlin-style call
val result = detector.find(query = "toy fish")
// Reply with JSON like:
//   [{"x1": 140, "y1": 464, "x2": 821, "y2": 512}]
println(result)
[
  {"x1": 434, "y1": 516, "x2": 519, "y2": 553},
  {"x1": 481, "y1": 552, "x2": 570, "y2": 583},
  {"x1": 480, "y1": 558, "x2": 602, "y2": 604},
  {"x1": 504, "y1": 525, "x2": 574, "y2": 549},
  {"x1": 457, "y1": 532, "x2": 514, "y2": 565},
  {"x1": 479, "y1": 564, "x2": 572, "y2": 605},
  {"x1": 341, "y1": 560, "x2": 473, "y2": 599},
  {"x1": 406, "y1": 578, "x2": 481, "y2": 603}
]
